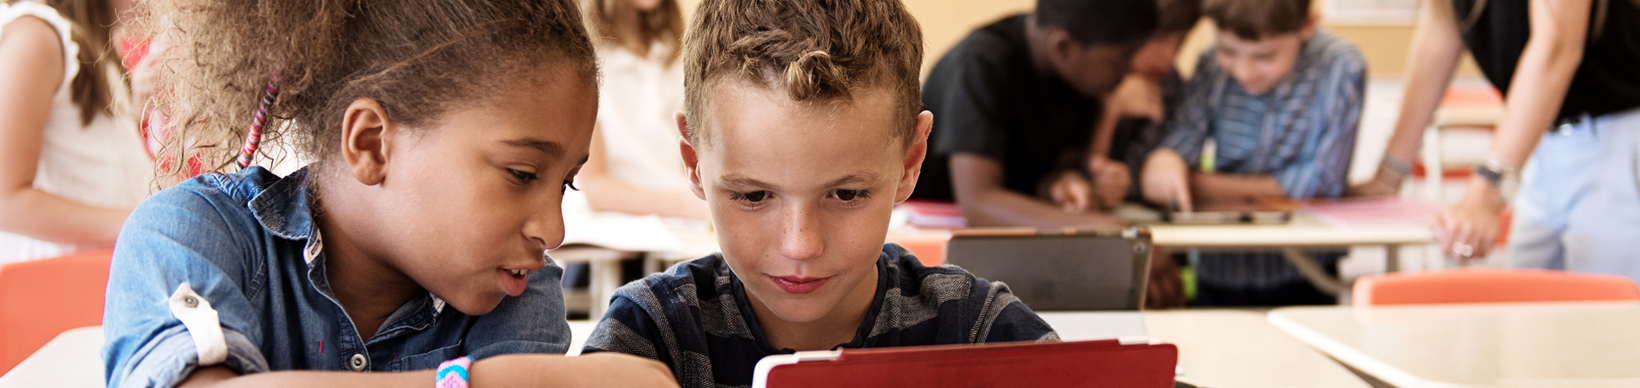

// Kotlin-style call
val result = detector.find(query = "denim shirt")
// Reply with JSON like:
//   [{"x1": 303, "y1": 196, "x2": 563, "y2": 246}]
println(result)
[{"x1": 101, "y1": 167, "x2": 570, "y2": 388}]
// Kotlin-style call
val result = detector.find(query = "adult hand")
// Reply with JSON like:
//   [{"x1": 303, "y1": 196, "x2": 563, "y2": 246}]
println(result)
[
  {"x1": 472, "y1": 352, "x2": 678, "y2": 388},
  {"x1": 1433, "y1": 178, "x2": 1506, "y2": 260},
  {"x1": 1046, "y1": 170, "x2": 1094, "y2": 214},
  {"x1": 1141, "y1": 150, "x2": 1193, "y2": 212},
  {"x1": 1089, "y1": 158, "x2": 1130, "y2": 210}
]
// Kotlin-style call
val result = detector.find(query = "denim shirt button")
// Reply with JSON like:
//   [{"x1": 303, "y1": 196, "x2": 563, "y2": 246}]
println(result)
[{"x1": 349, "y1": 353, "x2": 367, "y2": 371}]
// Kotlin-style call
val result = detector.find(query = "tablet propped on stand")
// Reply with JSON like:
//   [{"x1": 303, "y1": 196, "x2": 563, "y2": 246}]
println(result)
[
  {"x1": 1161, "y1": 197, "x2": 1297, "y2": 225},
  {"x1": 751, "y1": 338, "x2": 1178, "y2": 388}
]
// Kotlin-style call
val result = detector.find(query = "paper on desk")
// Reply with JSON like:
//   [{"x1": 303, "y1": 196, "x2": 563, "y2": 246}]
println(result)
[
  {"x1": 559, "y1": 191, "x2": 685, "y2": 252},
  {"x1": 1302, "y1": 198, "x2": 1441, "y2": 227}
]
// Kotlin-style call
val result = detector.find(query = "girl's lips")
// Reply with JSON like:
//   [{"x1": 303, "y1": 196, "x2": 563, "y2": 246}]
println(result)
[
  {"x1": 498, "y1": 269, "x2": 528, "y2": 297},
  {"x1": 769, "y1": 275, "x2": 830, "y2": 294}
]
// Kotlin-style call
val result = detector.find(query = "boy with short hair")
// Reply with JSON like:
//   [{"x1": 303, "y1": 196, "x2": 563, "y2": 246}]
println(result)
[
  {"x1": 913, "y1": 0, "x2": 1159, "y2": 227},
  {"x1": 582, "y1": 0, "x2": 1058, "y2": 385},
  {"x1": 1141, "y1": 0, "x2": 1366, "y2": 305}
]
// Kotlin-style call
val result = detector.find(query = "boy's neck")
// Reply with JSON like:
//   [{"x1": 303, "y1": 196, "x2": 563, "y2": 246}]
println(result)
[
  {"x1": 314, "y1": 179, "x2": 425, "y2": 340},
  {"x1": 1023, "y1": 15, "x2": 1056, "y2": 79},
  {"x1": 747, "y1": 265, "x2": 881, "y2": 352}
]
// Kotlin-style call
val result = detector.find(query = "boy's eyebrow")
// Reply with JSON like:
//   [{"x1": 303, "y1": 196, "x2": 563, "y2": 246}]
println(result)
[
  {"x1": 718, "y1": 172, "x2": 883, "y2": 190},
  {"x1": 500, "y1": 138, "x2": 565, "y2": 159}
]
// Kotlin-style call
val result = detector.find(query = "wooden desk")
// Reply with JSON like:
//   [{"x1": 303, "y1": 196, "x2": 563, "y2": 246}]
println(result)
[
  {"x1": 0, "y1": 327, "x2": 101, "y2": 388},
  {"x1": 1042, "y1": 310, "x2": 1370, "y2": 388},
  {"x1": 1269, "y1": 301, "x2": 1640, "y2": 387}
]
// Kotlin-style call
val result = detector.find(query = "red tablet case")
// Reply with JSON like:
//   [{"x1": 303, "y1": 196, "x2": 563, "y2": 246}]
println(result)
[{"x1": 752, "y1": 338, "x2": 1178, "y2": 388}]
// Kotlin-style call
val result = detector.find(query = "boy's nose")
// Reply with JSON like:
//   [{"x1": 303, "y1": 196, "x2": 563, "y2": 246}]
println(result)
[{"x1": 778, "y1": 205, "x2": 825, "y2": 261}]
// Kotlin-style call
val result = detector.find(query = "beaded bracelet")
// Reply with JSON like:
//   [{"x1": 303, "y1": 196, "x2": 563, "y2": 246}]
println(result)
[{"x1": 435, "y1": 356, "x2": 473, "y2": 388}]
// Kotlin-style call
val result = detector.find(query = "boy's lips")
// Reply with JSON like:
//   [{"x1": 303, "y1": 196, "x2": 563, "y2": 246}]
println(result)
[{"x1": 769, "y1": 275, "x2": 830, "y2": 295}]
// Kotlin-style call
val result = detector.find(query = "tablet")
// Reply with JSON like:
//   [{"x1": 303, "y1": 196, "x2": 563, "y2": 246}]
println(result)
[
  {"x1": 751, "y1": 338, "x2": 1178, "y2": 388},
  {"x1": 945, "y1": 227, "x2": 1150, "y2": 311}
]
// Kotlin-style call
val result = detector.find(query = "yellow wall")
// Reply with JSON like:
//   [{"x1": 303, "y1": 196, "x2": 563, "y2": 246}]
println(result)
[{"x1": 674, "y1": 0, "x2": 1477, "y2": 79}]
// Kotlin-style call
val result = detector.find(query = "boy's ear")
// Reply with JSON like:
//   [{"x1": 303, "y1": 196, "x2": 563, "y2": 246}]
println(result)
[
  {"x1": 340, "y1": 98, "x2": 394, "y2": 186},
  {"x1": 1300, "y1": 15, "x2": 1319, "y2": 40},
  {"x1": 894, "y1": 111, "x2": 935, "y2": 204},
  {"x1": 676, "y1": 112, "x2": 706, "y2": 200}
]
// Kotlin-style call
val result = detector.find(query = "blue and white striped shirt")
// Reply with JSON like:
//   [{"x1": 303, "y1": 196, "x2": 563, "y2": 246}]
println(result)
[{"x1": 1161, "y1": 30, "x2": 1366, "y2": 290}]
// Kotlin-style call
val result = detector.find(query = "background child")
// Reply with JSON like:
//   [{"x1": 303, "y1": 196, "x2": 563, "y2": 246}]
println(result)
[
  {"x1": 1141, "y1": 0, "x2": 1366, "y2": 306},
  {"x1": 575, "y1": 0, "x2": 705, "y2": 220},
  {"x1": 0, "y1": 0, "x2": 152, "y2": 264},
  {"x1": 913, "y1": 0, "x2": 1157, "y2": 227},
  {"x1": 101, "y1": 1, "x2": 674, "y2": 387},
  {"x1": 583, "y1": 0, "x2": 1058, "y2": 385}
]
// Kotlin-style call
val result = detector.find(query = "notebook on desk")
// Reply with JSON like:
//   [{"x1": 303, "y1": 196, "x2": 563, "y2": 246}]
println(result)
[{"x1": 751, "y1": 338, "x2": 1179, "y2": 388}]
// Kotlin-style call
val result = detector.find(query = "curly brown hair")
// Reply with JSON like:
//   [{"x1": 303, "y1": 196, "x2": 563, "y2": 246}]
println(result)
[
  {"x1": 137, "y1": 0, "x2": 598, "y2": 182},
  {"x1": 681, "y1": 0, "x2": 923, "y2": 149}
]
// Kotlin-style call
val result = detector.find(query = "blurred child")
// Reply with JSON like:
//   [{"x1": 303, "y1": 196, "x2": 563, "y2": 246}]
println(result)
[
  {"x1": 914, "y1": 0, "x2": 1158, "y2": 227},
  {"x1": 0, "y1": 0, "x2": 152, "y2": 264},
  {"x1": 576, "y1": 0, "x2": 705, "y2": 220},
  {"x1": 1141, "y1": 0, "x2": 1365, "y2": 306},
  {"x1": 582, "y1": 0, "x2": 1058, "y2": 385},
  {"x1": 101, "y1": 1, "x2": 675, "y2": 387}
]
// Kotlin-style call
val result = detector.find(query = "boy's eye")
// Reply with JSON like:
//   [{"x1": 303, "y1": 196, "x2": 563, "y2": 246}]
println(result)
[
  {"x1": 562, "y1": 179, "x2": 579, "y2": 194},
  {"x1": 834, "y1": 189, "x2": 870, "y2": 201},
  {"x1": 508, "y1": 169, "x2": 539, "y2": 184},
  {"x1": 730, "y1": 190, "x2": 768, "y2": 203}
]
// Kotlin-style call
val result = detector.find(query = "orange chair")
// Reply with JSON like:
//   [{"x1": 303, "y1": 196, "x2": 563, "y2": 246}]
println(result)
[
  {"x1": 886, "y1": 234, "x2": 948, "y2": 267},
  {"x1": 1353, "y1": 269, "x2": 1640, "y2": 306},
  {"x1": 0, "y1": 249, "x2": 114, "y2": 374}
]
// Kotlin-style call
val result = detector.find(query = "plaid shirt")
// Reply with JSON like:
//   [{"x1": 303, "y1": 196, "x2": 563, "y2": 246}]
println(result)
[{"x1": 1160, "y1": 30, "x2": 1366, "y2": 289}]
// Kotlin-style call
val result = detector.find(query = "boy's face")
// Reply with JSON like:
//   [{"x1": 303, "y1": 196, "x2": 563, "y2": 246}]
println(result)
[
  {"x1": 1048, "y1": 39, "x2": 1134, "y2": 97},
  {"x1": 678, "y1": 80, "x2": 933, "y2": 325},
  {"x1": 1212, "y1": 25, "x2": 1312, "y2": 96},
  {"x1": 1131, "y1": 33, "x2": 1186, "y2": 80}
]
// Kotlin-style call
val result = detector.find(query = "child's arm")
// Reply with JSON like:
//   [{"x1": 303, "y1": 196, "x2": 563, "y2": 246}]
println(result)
[
  {"x1": 950, "y1": 153, "x2": 1126, "y2": 228},
  {"x1": 175, "y1": 353, "x2": 677, "y2": 388},
  {"x1": 1270, "y1": 48, "x2": 1368, "y2": 200},
  {"x1": 579, "y1": 124, "x2": 709, "y2": 219},
  {"x1": 0, "y1": 15, "x2": 130, "y2": 246},
  {"x1": 1141, "y1": 54, "x2": 1218, "y2": 210}
]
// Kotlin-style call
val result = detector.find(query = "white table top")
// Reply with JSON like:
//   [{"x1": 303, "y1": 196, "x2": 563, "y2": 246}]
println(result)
[
  {"x1": 0, "y1": 327, "x2": 103, "y2": 388},
  {"x1": 1269, "y1": 301, "x2": 1640, "y2": 388},
  {"x1": 1042, "y1": 310, "x2": 1370, "y2": 388},
  {"x1": 1146, "y1": 211, "x2": 1433, "y2": 249}
]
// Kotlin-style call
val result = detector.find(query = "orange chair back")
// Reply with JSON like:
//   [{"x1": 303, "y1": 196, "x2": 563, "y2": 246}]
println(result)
[
  {"x1": 1353, "y1": 269, "x2": 1640, "y2": 306},
  {"x1": 0, "y1": 249, "x2": 113, "y2": 374}
]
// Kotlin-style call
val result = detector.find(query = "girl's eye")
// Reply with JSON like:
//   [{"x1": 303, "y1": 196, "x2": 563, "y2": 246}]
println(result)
[
  {"x1": 562, "y1": 179, "x2": 579, "y2": 194},
  {"x1": 508, "y1": 169, "x2": 539, "y2": 184},
  {"x1": 834, "y1": 189, "x2": 870, "y2": 202},
  {"x1": 730, "y1": 190, "x2": 768, "y2": 204}
]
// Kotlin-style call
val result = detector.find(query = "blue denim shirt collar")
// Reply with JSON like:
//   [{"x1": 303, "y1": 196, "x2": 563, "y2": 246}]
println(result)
[{"x1": 243, "y1": 167, "x2": 446, "y2": 331}]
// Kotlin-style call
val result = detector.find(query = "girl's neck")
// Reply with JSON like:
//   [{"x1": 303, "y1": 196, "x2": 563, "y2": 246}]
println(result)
[
  {"x1": 748, "y1": 268, "x2": 880, "y2": 351},
  {"x1": 612, "y1": 4, "x2": 651, "y2": 58},
  {"x1": 314, "y1": 177, "x2": 424, "y2": 340}
]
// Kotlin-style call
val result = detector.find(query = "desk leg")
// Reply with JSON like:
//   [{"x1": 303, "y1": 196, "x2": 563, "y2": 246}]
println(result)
[
  {"x1": 589, "y1": 260, "x2": 621, "y2": 320},
  {"x1": 1385, "y1": 244, "x2": 1401, "y2": 273},
  {"x1": 1282, "y1": 248, "x2": 1347, "y2": 297}
]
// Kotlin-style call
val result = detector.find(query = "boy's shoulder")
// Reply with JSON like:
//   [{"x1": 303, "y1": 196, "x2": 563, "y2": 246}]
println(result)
[{"x1": 1302, "y1": 29, "x2": 1366, "y2": 71}]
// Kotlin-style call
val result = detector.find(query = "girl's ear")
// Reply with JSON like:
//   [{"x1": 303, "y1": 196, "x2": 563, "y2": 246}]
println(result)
[{"x1": 340, "y1": 98, "x2": 393, "y2": 185}]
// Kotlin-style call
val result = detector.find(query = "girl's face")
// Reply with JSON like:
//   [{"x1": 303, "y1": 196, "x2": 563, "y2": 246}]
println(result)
[{"x1": 375, "y1": 77, "x2": 597, "y2": 315}]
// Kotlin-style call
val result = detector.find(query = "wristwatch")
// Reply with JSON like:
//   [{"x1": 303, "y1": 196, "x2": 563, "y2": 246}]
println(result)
[{"x1": 1473, "y1": 161, "x2": 1519, "y2": 202}]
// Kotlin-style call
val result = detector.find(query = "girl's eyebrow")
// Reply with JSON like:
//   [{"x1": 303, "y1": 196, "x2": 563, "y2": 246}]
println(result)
[{"x1": 500, "y1": 138, "x2": 565, "y2": 159}]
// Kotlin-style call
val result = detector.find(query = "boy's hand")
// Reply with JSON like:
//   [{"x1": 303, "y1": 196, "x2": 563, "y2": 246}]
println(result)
[
  {"x1": 1108, "y1": 74, "x2": 1164, "y2": 122},
  {"x1": 472, "y1": 353, "x2": 678, "y2": 388},
  {"x1": 1141, "y1": 150, "x2": 1193, "y2": 212},
  {"x1": 1046, "y1": 170, "x2": 1095, "y2": 214},
  {"x1": 1089, "y1": 158, "x2": 1130, "y2": 210}
]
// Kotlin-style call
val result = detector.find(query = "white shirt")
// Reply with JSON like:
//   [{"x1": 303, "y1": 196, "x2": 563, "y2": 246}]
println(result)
[
  {"x1": 594, "y1": 44, "x2": 689, "y2": 191},
  {"x1": 0, "y1": 3, "x2": 154, "y2": 264}
]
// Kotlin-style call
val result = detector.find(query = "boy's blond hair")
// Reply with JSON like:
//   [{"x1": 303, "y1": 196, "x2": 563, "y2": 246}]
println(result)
[{"x1": 681, "y1": 0, "x2": 924, "y2": 148}]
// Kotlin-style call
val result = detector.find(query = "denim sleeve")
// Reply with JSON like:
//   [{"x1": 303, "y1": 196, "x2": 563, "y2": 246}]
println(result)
[
  {"x1": 1275, "y1": 51, "x2": 1366, "y2": 199},
  {"x1": 1158, "y1": 48, "x2": 1222, "y2": 166},
  {"x1": 102, "y1": 185, "x2": 271, "y2": 388},
  {"x1": 464, "y1": 257, "x2": 572, "y2": 359}
]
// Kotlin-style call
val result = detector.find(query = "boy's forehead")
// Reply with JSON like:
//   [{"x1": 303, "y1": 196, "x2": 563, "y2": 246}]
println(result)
[
  {"x1": 699, "y1": 79, "x2": 902, "y2": 146},
  {"x1": 697, "y1": 79, "x2": 903, "y2": 180}
]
